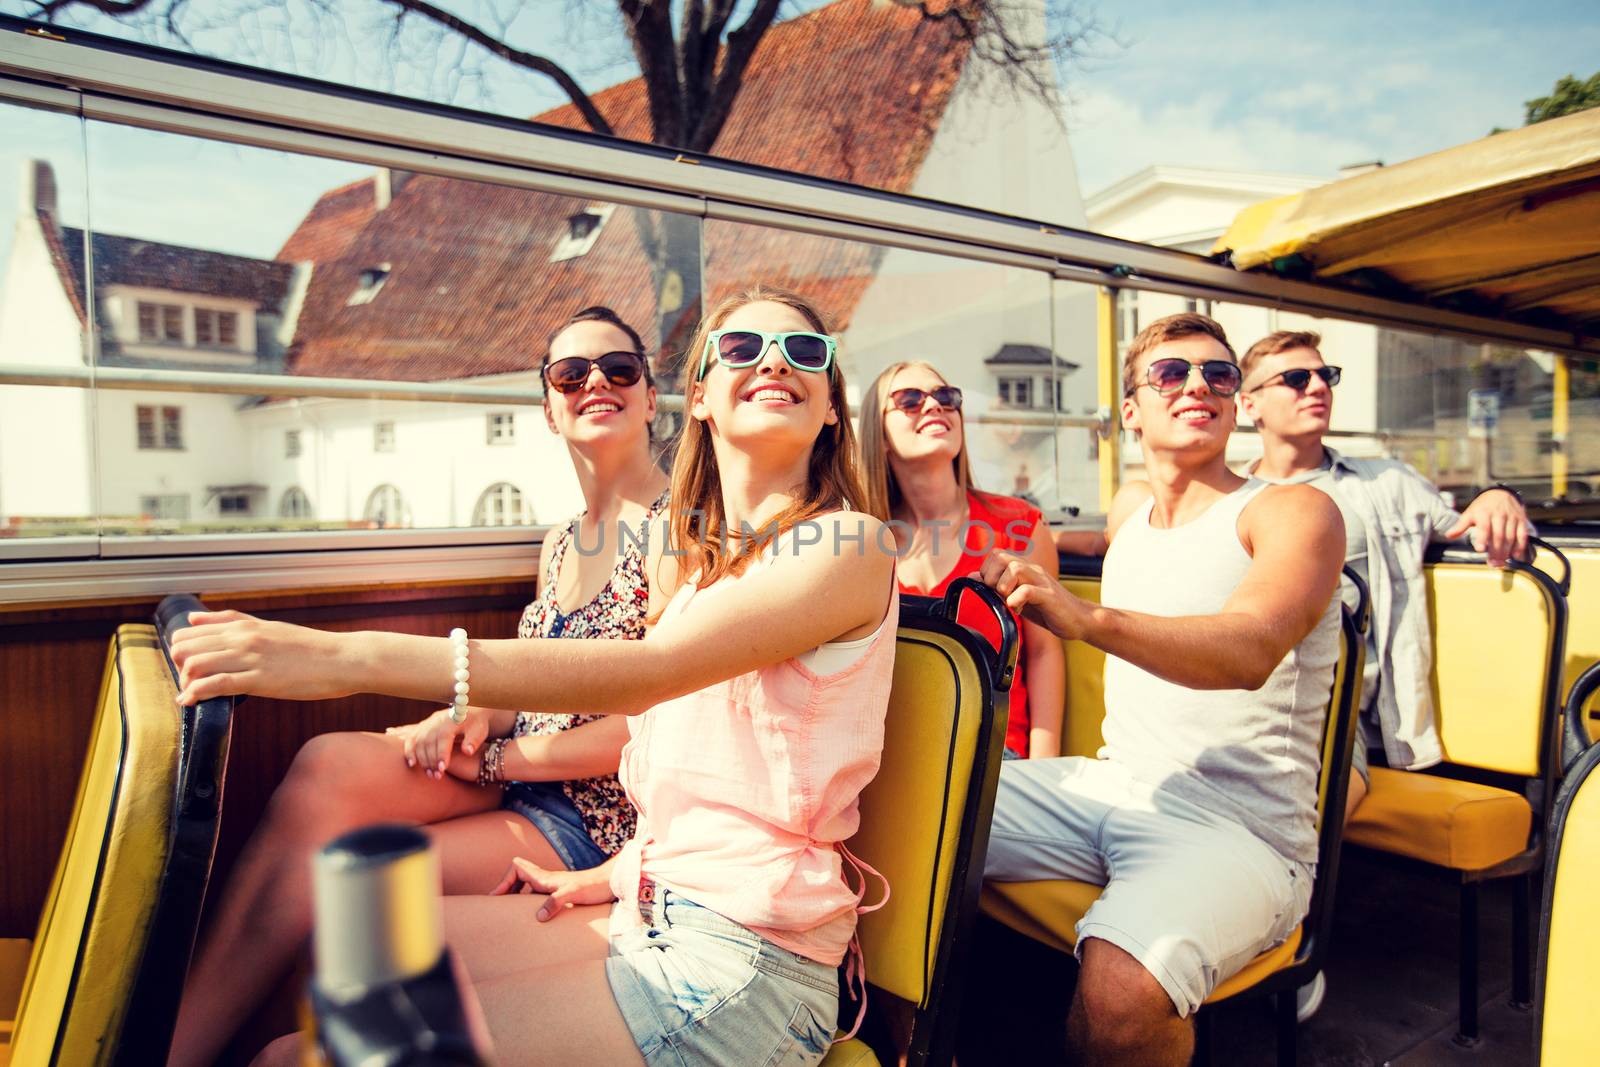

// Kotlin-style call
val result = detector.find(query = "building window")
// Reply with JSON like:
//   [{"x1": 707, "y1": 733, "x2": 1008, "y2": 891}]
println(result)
[
  {"x1": 139, "y1": 494, "x2": 189, "y2": 521},
  {"x1": 1183, "y1": 297, "x2": 1212, "y2": 316},
  {"x1": 218, "y1": 493, "x2": 252, "y2": 516},
  {"x1": 285, "y1": 429, "x2": 303, "y2": 458},
  {"x1": 473, "y1": 482, "x2": 530, "y2": 526},
  {"x1": 194, "y1": 308, "x2": 239, "y2": 348},
  {"x1": 280, "y1": 486, "x2": 313, "y2": 519},
  {"x1": 374, "y1": 421, "x2": 395, "y2": 453},
  {"x1": 347, "y1": 263, "x2": 391, "y2": 306},
  {"x1": 1116, "y1": 289, "x2": 1140, "y2": 354},
  {"x1": 549, "y1": 204, "x2": 615, "y2": 262},
  {"x1": 137, "y1": 301, "x2": 184, "y2": 343},
  {"x1": 137, "y1": 405, "x2": 184, "y2": 450},
  {"x1": 487, "y1": 412, "x2": 516, "y2": 445},
  {"x1": 365, "y1": 483, "x2": 410, "y2": 528},
  {"x1": 998, "y1": 376, "x2": 1033, "y2": 408}
]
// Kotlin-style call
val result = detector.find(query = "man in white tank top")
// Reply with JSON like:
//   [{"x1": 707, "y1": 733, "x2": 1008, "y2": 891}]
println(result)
[{"x1": 977, "y1": 313, "x2": 1346, "y2": 1066}]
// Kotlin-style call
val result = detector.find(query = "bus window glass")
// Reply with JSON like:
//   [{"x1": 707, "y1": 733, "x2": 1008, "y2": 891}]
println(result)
[
  {"x1": 0, "y1": 117, "x2": 704, "y2": 544},
  {"x1": 0, "y1": 101, "x2": 92, "y2": 541},
  {"x1": 1114, "y1": 293, "x2": 1587, "y2": 506}
]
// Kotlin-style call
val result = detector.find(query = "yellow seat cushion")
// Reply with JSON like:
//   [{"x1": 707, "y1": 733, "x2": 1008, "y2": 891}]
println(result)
[
  {"x1": 820, "y1": 1037, "x2": 879, "y2": 1066},
  {"x1": 1345, "y1": 767, "x2": 1532, "y2": 871},
  {"x1": 981, "y1": 880, "x2": 1101, "y2": 956},
  {"x1": 979, "y1": 880, "x2": 1303, "y2": 1004}
]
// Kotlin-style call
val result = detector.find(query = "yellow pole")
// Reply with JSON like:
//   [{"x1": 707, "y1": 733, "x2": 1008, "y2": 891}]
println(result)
[
  {"x1": 1097, "y1": 287, "x2": 1120, "y2": 512},
  {"x1": 1553, "y1": 355, "x2": 1570, "y2": 498}
]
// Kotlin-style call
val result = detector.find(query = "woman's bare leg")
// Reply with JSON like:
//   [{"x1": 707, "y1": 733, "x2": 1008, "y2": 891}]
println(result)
[
  {"x1": 252, "y1": 895, "x2": 632, "y2": 1067},
  {"x1": 169, "y1": 731, "x2": 520, "y2": 1067}
]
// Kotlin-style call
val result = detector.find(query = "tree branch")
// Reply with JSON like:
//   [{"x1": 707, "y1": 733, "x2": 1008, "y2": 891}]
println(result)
[
  {"x1": 377, "y1": 0, "x2": 614, "y2": 136},
  {"x1": 618, "y1": 0, "x2": 683, "y2": 146},
  {"x1": 688, "y1": 0, "x2": 781, "y2": 153},
  {"x1": 26, "y1": 0, "x2": 160, "y2": 17}
]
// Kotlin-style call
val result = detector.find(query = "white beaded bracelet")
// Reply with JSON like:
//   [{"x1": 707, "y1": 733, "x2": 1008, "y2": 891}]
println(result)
[{"x1": 449, "y1": 627, "x2": 470, "y2": 723}]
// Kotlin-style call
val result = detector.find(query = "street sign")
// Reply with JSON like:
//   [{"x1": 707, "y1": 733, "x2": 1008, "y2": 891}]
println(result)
[{"x1": 1468, "y1": 389, "x2": 1500, "y2": 439}]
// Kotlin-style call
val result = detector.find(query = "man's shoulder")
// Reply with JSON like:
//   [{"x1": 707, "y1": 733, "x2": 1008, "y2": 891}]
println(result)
[{"x1": 1246, "y1": 482, "x2": 1344, "y2": 545}]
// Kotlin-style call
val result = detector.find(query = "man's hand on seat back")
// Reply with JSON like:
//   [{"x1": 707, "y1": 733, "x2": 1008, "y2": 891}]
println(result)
[
  {"x1": 977, "y1": 550, "x2": 1092, "y2": 641},
  {"x1": 1445, "y1": 488, "x2": 1531, "y2": 568}
]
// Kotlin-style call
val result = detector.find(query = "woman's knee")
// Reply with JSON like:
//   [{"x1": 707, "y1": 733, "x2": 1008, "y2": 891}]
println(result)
[{"x1": 271, "y1": 732, "x2": 388, "y2": 827}]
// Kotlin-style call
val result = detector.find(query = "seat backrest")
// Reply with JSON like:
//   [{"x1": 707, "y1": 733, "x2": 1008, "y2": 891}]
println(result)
[
  {"x1": 1425, "y1": 558, "x2": 1567, "y2": 777},
  {"x1": 1535, "y1": 663, "x2": 1600, "y2": 1065},
  {"x1": 9, "y1": 627, "x2": 178, "y2": 1066},
  {"x1": 1298, "y1": 583, "x2": 1365, "y2": 971},
  {"x1": 1538, "y1": 540, "x2": 1600, "y2": 743},
  {"x1": 851, "y1": 597, "x2": 1009, "y2": 1066},
  {"x1": 9, "y1": 617, "x2": 231, "y2": 1067},
  {"x1": 1059, "y1": 574, "x2": 1106, "y2": 759}
]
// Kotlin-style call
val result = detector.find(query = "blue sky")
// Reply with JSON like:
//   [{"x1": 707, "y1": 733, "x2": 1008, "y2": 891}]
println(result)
[{"x1": 1, "y1": 0, "x2": 1597, "y2": 270}]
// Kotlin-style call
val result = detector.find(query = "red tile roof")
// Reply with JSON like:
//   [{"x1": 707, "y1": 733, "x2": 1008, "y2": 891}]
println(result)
[
  {"x1": 276, "y1": 177, "x2": 378, "y2": 263},
  {"x1": 278, "y1": 0, "x2": 972, "y2": 382}
]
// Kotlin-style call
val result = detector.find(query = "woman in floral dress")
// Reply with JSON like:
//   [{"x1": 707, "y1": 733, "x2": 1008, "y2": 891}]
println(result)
[{"x1": 168, "y1": 306, "x2": 668, "y2": 1067}]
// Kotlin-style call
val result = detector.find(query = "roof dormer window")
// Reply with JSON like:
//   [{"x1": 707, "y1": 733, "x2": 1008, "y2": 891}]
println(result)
[
  {"x1": 549, "y1": 204, "x2": 614, "y2": 263},
  {"x1": 347, "y1": 263, "x2": 391, "y2": 306}
]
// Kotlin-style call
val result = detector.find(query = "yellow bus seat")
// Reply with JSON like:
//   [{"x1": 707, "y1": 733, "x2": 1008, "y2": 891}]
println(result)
[
  {"x1": 1058, "y1": 570, "x2": 1107, "y2": 759},
  {"x1": 4, "y1": 605, "x2": 234, "y2": 1067},
  {"x1": 1540, "y1": 541, "x2": 1600, "y2": 744},
  {"x1": 819, "y1": 580, "x2": 1013, "y2": 1067},
  {"x1": 1537, "y1": 661, "x2": 1600, "y2": 1065},
  {"x1": 1345, "y1": 769, "x2": 1532, "y2": 871},
  {"x1": 1340, "y1": 553, "x2": 1567, "y2": 1043},
  {"x1": 979, "y1": 570, "x2": 1365, "y2": 1064}
]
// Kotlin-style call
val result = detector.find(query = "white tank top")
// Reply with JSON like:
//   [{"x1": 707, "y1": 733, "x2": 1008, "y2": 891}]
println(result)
[{"x1": 1100, "y1": 479, "x2": 1341, "y2": 863}]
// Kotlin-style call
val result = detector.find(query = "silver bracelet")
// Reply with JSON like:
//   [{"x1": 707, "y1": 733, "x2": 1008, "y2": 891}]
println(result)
[{"x1": 449, "y1": 627, "x2": 470, "y2": 723}]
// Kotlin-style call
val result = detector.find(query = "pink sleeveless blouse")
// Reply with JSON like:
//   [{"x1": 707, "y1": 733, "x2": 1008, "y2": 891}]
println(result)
[{"x1": 609, "y1": 555, "x2": 898, "y2": 966}]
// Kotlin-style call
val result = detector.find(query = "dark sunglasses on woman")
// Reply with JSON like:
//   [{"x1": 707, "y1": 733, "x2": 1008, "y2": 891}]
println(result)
[
  {"x1": 543, "y1": 350, "x2": 648, "y2": 394},
  {"x1": 887, "y1": 386, "x2": 963, "y2": 413},
  {"x1": 1134, "y1": 357, "x2": 1244, "y2": 398},
  {"x1": 1249, "y1": 365, "x2": 1343, "y2": 393}
]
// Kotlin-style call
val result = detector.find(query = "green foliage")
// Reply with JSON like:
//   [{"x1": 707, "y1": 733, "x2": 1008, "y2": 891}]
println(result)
[{"x1": 1525, "y1": 71, "x2": 1600, "y2": 125}]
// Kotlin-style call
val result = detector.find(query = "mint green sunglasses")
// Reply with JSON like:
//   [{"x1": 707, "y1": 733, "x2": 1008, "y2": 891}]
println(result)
[{"x1": 697, "y1": 329, "x2": 837, "y2": 381}]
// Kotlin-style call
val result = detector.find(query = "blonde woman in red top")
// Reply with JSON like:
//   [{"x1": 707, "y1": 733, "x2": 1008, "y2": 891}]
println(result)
[
  {"x1": 859, "y1": 361, "x2": 1066, "y2": 759},
  {"x1": 171, "y1": 287, "x2": 898, "y2": 1067}
]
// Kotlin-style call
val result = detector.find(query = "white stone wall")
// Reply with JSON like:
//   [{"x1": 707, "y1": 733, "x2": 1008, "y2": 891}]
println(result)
[
  {"x1": 239, "y1": 387, "x2": 583, "y2": 529},
  {"x1": 0, "y1": 213, "x2": 94, "y2": 519}
]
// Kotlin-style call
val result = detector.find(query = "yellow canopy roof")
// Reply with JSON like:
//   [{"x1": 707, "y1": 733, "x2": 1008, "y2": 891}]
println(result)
[{"x1": 1213, "y1": 107, "x2": 1600, "y2": 336}]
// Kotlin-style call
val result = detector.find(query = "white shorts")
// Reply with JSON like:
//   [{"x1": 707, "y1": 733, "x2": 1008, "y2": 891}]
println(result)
[{"x1": 984, "y1": 756, "x2": 1313, "y2": 1017}]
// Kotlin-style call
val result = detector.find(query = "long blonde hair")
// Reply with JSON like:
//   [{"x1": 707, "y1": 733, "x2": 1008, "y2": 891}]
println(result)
[
  {"x1": 858, "y1": 360, "x2": 976, "y2": 521},
  {"x1": 667, "y1": 285, "x2": 868, "y2": 586}
]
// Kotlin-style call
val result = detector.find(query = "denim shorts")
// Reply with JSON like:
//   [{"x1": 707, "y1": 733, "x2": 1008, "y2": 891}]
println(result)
[
  {"x1": 604, "y1": 889, "x2": 839, "y2": 1067},
  {"x1": 500, "y1": 780, "x2": 609, "y2": 871}
]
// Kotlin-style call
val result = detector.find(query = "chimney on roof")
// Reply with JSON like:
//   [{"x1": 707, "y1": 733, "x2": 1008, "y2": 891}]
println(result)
[
  {"x1": 21, "y1": 159, "x2": 58, "y2": 218},
  {"x1": 1338, "y1": 160, "x2": 1384, "y2": 179},
  {"x1": 373, "y1": 168, "x2": 414, "y2": 211}
]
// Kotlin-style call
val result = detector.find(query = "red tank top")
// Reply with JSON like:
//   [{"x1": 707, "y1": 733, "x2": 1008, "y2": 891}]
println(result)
[{"x1": 899, "y1": 491, "x2": 1042, "y2": 756}]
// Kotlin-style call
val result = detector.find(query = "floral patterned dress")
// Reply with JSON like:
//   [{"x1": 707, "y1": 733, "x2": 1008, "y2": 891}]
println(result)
[{"x1": 503, "y1": 490, "x2": 668, "y2": 857}]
